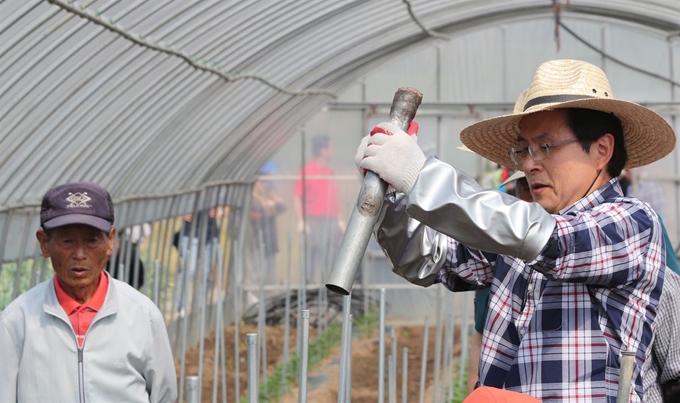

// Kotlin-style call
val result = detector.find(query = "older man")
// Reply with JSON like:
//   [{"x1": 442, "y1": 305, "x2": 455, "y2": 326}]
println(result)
[
  {"x1": 357, "y1": 59, "x2": 675, "y2": 401},
  {"x1": 0, "y1": 182, "x2": 177, "y2": 403}
]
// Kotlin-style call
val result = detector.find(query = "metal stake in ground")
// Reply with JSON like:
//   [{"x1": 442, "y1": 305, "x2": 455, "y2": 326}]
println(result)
[
  {"x1": 257, "y1": 230, "x2": 268, "y2": 390},
  {"x1": 346, "y1": 314, "x2": 353, "y2": 403},
  {"x1": 433, "y1": 287, "x2": 443, "y2": 403},
  {"x1": 298, "y1": 310, "x2": 311, "y2": 403},
  {"x1": 390, "y1": 326, "x2": 398, "y2": 403},
  {"x1": 419, "y1": 316, "x2": 430, "y2": 403},
  {"x1": 379, "y1": 288, "x2": 386, "y2": 403},
  {"x1": 247, "y1": 334, "x2": 259, "y2": 403},
  {"x1": 233, "y1": 240, "x2": 242, "y2": 401},
  {"x1": 214, "y1": 224, "x2": 229, "y2": 403},
  {"x1": 442, "y1": 292, "x2": 454, "y2": 402},
  {"x1": 338, "y1": 294, "x2": 352, "y2": 403},
  {"x1": 186, "y1": 376, "x2": 200, "y2": 403},
  {"x1": 402, "y1": 347, "x2": 408, "y2": 403},
  {"x1": 282, "y1": 233, "x2": 292, "y2": 396},
  {"x1": 388, "y1": 355, "x2": 396, "y2": 403},
  {"x1": 458, "y1": 293, "x2": 472, "y2": 389}
]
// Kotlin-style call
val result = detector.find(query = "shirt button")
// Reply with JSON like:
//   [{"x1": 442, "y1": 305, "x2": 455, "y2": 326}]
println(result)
[
  {"x1": 527, "y1": 284, "x2": 533, "y2": 291},
  {"x1": 82, "y1": 325, "x2": 88, "y2": 331},
  {"x1": 519, "y1": 328, "x2": 526, "y2": 335}
]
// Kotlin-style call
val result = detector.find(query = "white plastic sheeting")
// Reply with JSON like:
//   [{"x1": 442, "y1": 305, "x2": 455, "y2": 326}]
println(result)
[{"x1": 0, "y1": 0, "x2": 679, "y2": 257}]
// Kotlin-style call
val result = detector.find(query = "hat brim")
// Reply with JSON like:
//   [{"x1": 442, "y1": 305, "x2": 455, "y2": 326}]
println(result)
[
  {"x1": 460, "y1": 98, "x2": 676, "y2": 169},
  {"x1": 42, "y1": 214, "x2": 112, "y2": 233},
  {"x1": 500, "y1": 170, "x2": 527, "y2": 188}
]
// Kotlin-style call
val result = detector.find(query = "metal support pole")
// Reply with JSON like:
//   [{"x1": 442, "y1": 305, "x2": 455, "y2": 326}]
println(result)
[
  {"x1": 233, "y1": 240, "x2": 242, "y2": 401},
  {"x1": 213, "y1": 201, "x2": 228, "y2": 403},
  {"x1": 153, "y1": 260, "x2": 161, "y2": 305},
  {"x1": 419, "y1": 317, "x2": 429, "y2": 403},
  {"x1": 346, "y1": 314, "x2": 353, "y2": 403},
  {"x1": 402, "y1": 347, "x2": 409, "y2": 403},
  {"x1": 433, "y1": 289, "x2": 443, "y2": 403},
  {"x1": 388, "y1": 355, "x2": 397, "y2": 403},
  {"x1": 186, "y1": 376, "x2": 200, "y2": 403},
  {"x1": 256, "y1": 230, "x2": 268, "y2": 390},
  {"x1": 282, "y1": 233, "x2": 292, "y2": 396},
  {"x1": 247, "y1": 334, "x2": 259, "y2": 403},
  {"x1": 458, "y1": 293, "x2": 472, "y2": 388},
  {"x1": 196, "y1": 208, "x2": 211, "y2": 403},
  {"x1": 338, "y1": 295, "x2": 352, "y2": 403},
  {"x1": 379, "y1": 288, "x2": 386, "y2": 403},
  {"x1": 298, "y1": 310, "x2": 311, "y2": 403},
  {"x1": 391, "y1": 326, "x2": 397, "y2": 387},
  {"x1": 442, "y1": 293, "x2": 454, "y2": 402}
]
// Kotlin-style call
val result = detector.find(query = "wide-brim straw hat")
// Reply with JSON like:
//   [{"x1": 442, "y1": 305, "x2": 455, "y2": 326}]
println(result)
[{"x1": 460, "y1": 59, "x2": 676, "y2": 169}]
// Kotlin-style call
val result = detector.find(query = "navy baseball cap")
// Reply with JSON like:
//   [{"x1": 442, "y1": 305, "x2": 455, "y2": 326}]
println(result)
[{"x1": 40, "y1": 182, "x2": 114, "y2": 232}]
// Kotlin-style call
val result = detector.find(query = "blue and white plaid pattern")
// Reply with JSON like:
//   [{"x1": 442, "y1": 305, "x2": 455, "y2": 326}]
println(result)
[{"x1": 438, "y1": 179, "x2": 664, "y2": 402}]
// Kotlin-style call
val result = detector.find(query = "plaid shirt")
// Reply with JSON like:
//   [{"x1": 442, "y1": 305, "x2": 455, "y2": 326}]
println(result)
[
  {"x1": 439, "y1": 179, "x2": 664, "y2": 402},
  {"x1": 644, "y1": 271, "x2": 680, "y2": 403}
]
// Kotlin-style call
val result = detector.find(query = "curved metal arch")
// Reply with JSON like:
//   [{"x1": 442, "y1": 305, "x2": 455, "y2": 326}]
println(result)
[
  {"x1": 0, "y1": 0, "x2": 679, "y2": 211},
  {"x1": 119, "y1": 79, "x2": 278, "y2": 192},
  {"x1": 8, "y1": 42, "x2": 147, "y2": 202},
  {"x1": 162, "y1": 1, "x2": 244, "y2": 50},
  {"x1": 108, "y1": 73, "x2": 227, "y2": 194}
]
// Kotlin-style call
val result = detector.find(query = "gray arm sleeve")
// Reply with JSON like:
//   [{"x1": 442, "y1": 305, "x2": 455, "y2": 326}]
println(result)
[
  {"x1": 373, "y1": 158, "x2": 556, "y2": 287},
  {"x1": 374, "y1": 192, "x2": 448, "y2": 287},
  {"x1": 406, "y1": 157, "x2": 556, "y2": 261}
]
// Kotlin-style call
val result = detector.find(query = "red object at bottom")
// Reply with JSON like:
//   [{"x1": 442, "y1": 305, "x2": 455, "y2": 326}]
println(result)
[{"x1": 463, "y1": 386, "x2": 541, "y2": 403}]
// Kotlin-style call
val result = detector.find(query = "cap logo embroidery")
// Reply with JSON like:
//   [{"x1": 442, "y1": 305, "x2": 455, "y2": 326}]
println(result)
[{"x1": 65, "y1": 192, "x2": 92, "y2": 208}]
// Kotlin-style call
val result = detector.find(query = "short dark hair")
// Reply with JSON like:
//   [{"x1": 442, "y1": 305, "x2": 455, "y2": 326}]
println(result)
[
  {"x1": 311, "y1": 135, "x2": 331, "y2": 158},
  {"x1": 564, "y1": 108, "x2": 627, "y2": 178}
]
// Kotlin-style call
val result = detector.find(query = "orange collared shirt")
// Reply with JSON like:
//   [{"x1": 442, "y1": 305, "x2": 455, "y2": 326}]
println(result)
[{"x1": 54, "y1": 272, "x2": 109, "y2": 348}]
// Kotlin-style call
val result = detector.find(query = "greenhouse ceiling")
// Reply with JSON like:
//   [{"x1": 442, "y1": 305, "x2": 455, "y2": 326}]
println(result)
[{"x1": 1, "y1": 0, "x2": 679, "y2": 211}]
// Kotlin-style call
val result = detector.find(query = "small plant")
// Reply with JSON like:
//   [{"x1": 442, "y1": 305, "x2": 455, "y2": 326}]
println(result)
[{"x1": 241, "y1": 309, "x2": 379, "y2": 402}]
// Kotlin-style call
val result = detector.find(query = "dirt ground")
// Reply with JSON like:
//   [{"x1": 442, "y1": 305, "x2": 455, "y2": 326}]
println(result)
[{"x1": 180, "y1": 323, "x2": 463, "y2": 403}]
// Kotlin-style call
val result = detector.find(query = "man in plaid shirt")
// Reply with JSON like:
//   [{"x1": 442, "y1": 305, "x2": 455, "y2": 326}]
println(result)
[{"x1": 355, "y1": 60, "x2": 676, "y2": 402}]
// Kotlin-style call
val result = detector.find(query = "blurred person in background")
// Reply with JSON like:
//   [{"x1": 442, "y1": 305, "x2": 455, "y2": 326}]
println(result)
[
  {"x1": 294, "y1": 134, "x2": 344, "y2": 284},
  {"x1": 173, "y1": 208, "x2": 220, "y2": 315},
  {"x1": 249, "y1": 162, "x2": 287, "y2": 286},
  {"x1": 0, "y1": 182, "x2": 176, "y2": 403},
  {"x1": 105, "y1": 230, "x2": 145, "y2": 290}
]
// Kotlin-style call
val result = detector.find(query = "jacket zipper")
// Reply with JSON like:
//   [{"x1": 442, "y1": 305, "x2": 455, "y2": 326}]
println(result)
[{"x1": 78, "y1": 347, "x2": 85, "y2": 403}]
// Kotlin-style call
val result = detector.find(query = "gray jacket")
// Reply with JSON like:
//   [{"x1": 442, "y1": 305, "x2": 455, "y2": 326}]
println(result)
[{"x1": 0, "y1": 273, "x2": 177, "y2": 403}]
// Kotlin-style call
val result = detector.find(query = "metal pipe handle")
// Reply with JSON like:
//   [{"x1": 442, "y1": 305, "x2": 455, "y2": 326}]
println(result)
[
  {"x1": 616, "y1": 351, "x2": 636, "y2": 403},
  {"x1": 326, "y1": 87, "x2": 423, "y2": 295}
]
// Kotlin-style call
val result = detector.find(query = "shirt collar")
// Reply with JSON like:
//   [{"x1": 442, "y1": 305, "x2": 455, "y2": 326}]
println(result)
[
  {"x1": 54, "y1": 271, "x2": 109, "y2": 313},
  {"x1": 559, "y1": 177, "x2": 623, "y2": 215}
]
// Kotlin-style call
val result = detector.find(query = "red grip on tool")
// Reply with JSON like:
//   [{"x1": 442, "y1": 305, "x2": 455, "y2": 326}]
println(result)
[{"x1": 369, "y1": 121, "x2": 419, "y2": 136}]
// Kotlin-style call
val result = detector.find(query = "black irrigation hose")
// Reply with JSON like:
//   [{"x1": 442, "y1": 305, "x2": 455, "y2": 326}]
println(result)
[{"x1": 242, "y1": 289, "x2": 378, "y2": 327}]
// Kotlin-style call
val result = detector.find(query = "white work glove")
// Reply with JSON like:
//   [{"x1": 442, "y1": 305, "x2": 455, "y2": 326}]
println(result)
[{"x1": 359, "y1": 122, "x2": 426, "y2": 195}]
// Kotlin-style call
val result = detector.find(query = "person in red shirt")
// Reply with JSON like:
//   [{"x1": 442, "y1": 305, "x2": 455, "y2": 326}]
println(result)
[{"x1": 294, "y1": 135, "x2": 344, "y2": 284}]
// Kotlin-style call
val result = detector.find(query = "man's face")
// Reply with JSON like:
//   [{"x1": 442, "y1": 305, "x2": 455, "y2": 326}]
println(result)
[
  {"x1": 37, "y1": 224, "x2": 115, "y2": 292},
  {"x1": 519, "y1": 110, "x2": 605, "y2": 213}
]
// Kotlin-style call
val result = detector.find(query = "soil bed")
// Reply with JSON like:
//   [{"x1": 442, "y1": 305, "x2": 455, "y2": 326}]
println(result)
[{"x1": 180, "y1": 323, "x2": 463, "y2": 402}]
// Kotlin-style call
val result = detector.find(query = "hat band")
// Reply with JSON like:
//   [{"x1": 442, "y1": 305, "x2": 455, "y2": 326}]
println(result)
[{"x1": 523, "y1": 94, "x2": 596, "y2": 111}]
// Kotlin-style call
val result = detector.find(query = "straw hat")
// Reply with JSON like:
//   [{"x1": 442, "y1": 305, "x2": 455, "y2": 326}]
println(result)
[
  {"x1": 460, "y1": 59, "x2": 676, "y2": 169},
  {"x1": 500, "y1": 170, "x2": 526, "y2": 188}
]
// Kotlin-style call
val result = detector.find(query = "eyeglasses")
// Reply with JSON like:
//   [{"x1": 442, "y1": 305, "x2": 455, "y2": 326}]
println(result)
[{"x1": 509, "y1": 138, "x2": 579, "y2": 166}]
